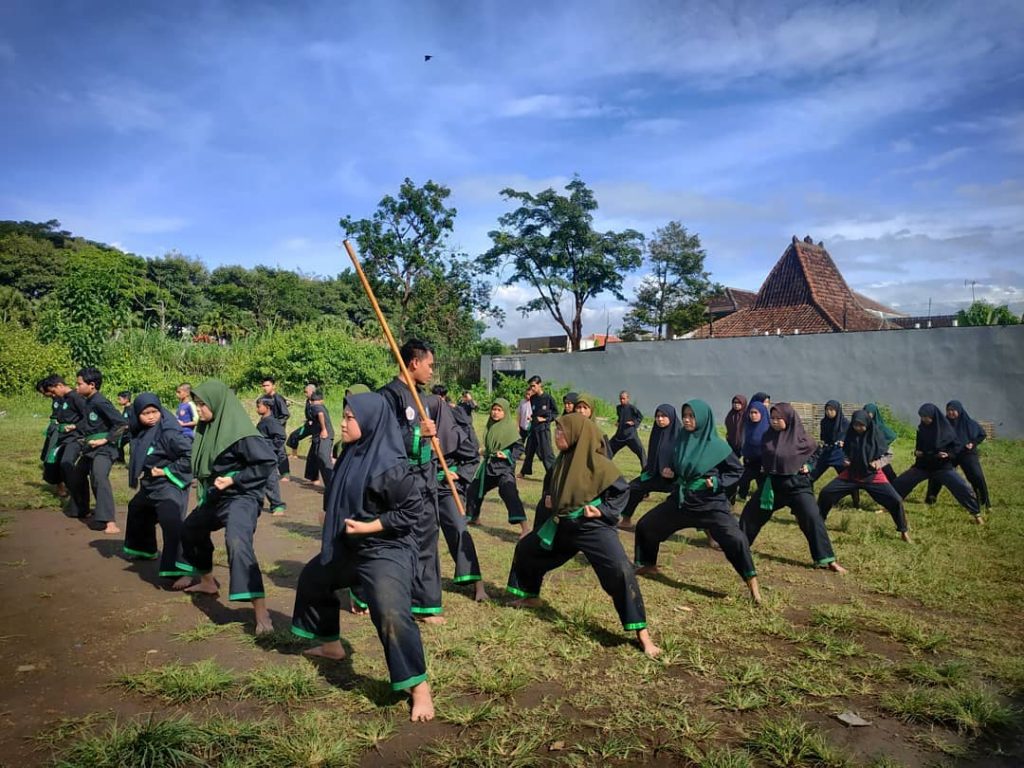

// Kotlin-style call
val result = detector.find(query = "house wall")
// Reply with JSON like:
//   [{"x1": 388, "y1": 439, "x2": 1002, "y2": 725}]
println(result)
[{"x1": 484, "y1": 325, "x2": 1024, "y2": 438}]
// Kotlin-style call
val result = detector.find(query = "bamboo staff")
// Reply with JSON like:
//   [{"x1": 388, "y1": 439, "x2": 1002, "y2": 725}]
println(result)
[{"x1": 343, "y1": 239, "x2": 466, "y2": 515}]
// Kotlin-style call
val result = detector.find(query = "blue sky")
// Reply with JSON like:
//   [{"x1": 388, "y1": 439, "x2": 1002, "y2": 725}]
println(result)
[{"x1": 2, "y1": 1, "x2": 1022, "y2": 343}]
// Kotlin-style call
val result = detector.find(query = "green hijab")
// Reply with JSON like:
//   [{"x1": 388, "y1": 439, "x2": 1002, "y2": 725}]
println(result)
[
  {"x1": 575, "y1": 392, "x2": 597, "y2": 418},
  {"x1": 191, "y1": 380, "x2": 260, "y2": 481},
  {"x1": 484, "y1": 398, "x2": 521, "y2": 456},
  {"x1": 346, "y1": 383, "x2": 371, "y2": 396},
  {"x1": 675, "y1": 399, "x2": 733, "y2": 485},
  {"x1": 548, "y1": 413, "x2": 622, "y2": 516},
  {"x1": 863, "y1": 403, "x2": 897, "y2": 442}
]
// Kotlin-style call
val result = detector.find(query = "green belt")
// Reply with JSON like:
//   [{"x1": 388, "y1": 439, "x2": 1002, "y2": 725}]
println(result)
[
  {"x1": 639, "y1": 470, "x2": 651, "y2": 482},
  {"x1": 473, "y1": 452, "x2": 511, "y2": 498},
  {"x1": 198, "y1": 471, "x2": 239, "y2": 505},
  {"x1": 44, "y1": 428, "x2": 61, "y2": 463},
  {"x1": 537, "y1": 498, "x2": 601, "y2": 550},
  {"x1": 409, "y1": 425, "x2": 431, "y2": 466},
  {"x1": 759, "y1": 475, "x2": 774, "y2": 510},
  {"x1": 677, "y1": 475, "x2": 715, "y2": 503},
  {"x1": 436, "y1": 464, "x2": 458, "y2": 483}
]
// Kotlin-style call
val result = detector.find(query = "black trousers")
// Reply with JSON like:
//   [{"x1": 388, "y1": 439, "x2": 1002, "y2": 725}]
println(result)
[
  {"x1": 438, "y1": 484, "x2": 483, "y2": 584},
  {"x1": 508, "y1": 517, "x2": 648, "y2": 631},
  {"x1": 817, "y1": 477, "x2": 907, "y2": 532},
  {"x1": 263, "y1": 467, "x2": 285, "y2": 511},
  {"x1": 178, "y1": 495, "x2": 266, "y2": 601},
  {"x1": 409, "y1": 473, "x2": 442, "y2": 616},
  {"x1": 893, "y1": 466, "x2": 980, "y2": 516},
  {"x1": 466, "y1": 469, "x2": 527, "y2": 524},
  {"x1": 610, "y1": 433, "x2": 645, "y2": 466},
  {"x1": 621, "y1": 475, "x2": 674, "y2": 520},
  {"x1": 810, "y1": 460, "x2": 861, "y2": 506},
  {"x1": 309, "y1": 437, "x2": 334, "y2": 485},
  {"x1": 734, "y1": 456, "x2": 763, "y2": 501},
  {"x1": 520, "y1": 425, "x2": 554, "y2": 475},
  {"x1": 739, "y1": 486, "x2": 837, "y2": 566},
  {"x1": 291, "y1": 540, "x2": 427, "y2": 691},
  {"x1": 124, "y1": 485, "x2": 190, "y2": 577},
  {"x1": 635, "y1": 497, "x2": 757, "y2": 579},
  {"x1": 65, "y1": 446, "x2": 118, "y2": 523},
  {"x1": 925, "y1": 452, "x2": 989, "y2": 507}
]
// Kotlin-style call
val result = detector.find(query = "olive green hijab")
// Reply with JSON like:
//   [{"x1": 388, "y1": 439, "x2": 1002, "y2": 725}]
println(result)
[
  {"x1": 345, "y1": 383, "x2": 371, "y2": 396},
  {"x1": 191, "y1": 380, "x2": 260, "y2": 481},
  {"x1": 548, "y1": 413, "x2": 622, "y2": 516},
  {"x1": 675, "y1": 399, "x2": 733, "y2": 485},
  {"x1": 484, "y1": 398, "x2": 520, "y2": 456},
  {"x1": 575, "y1": 392, "x2": 597, "y2": 418}
]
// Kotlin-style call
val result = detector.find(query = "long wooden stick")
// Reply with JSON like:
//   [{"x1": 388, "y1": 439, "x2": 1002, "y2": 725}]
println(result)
[{"x1": 343, "y1": 239, "x2": 466, "y2": 515}]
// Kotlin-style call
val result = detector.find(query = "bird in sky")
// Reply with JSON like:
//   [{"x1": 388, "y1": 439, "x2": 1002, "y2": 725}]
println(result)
[{"x1": 424, "y1": 54, "x2": 432, "y2": 62}]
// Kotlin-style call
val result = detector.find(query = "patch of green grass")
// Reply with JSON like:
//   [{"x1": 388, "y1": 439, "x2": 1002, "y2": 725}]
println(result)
[
  {"x1": 899, "y1": 659, "x2": 971, "y2": 687},
  {"x1": 699, "y1": 746, "x2": 756, "y2": 768},
  {"x1": 810, "y1": 605, "x2": 857, "y2": 634},
  {"x1": 881, "y1": 684, "x2": 1015, "y2": 735},
  {"x1": 710, "y1": 685, "x2": 770, "y2": 712},
  {"x1": 240, "y1": 660, "x2": 325, "y2": 703},
  {"x1": 113, "y1": 660, "x2": 235, "y2": 704},
  {"x1": 437, "y1": 698, "x2": 506, "y2": 727},
  {"x1": 52, "y1": 715, "x2": 213, "y2": 768},
  {"x1": 172, "y1": 620, "x2": 244, "y2": 644},
  {"x1": 745, "y1": 716, "x2": 850, "y2": 768}
]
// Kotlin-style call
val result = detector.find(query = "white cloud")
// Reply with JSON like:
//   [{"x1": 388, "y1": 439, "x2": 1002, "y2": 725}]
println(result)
[{"x1": 496, "y1": 94, "x2": 625, "y2": 120}]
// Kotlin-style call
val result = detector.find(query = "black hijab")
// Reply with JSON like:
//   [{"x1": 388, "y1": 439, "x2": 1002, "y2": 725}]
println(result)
[
  {"x1": 321, "y1": 393, "x2": 407, "y2": 565},
  {"x1": 915, "y1": 403, "x2": 961, "y2": 455},
  {"x1": 128, "y1": 393, "x2": 180, "y2": 489},
  {"x1": 820, "y1": 400, "x2": 849, "y2": 444},
  {"x1": 562, "y1": 392, "x2": 578, "y2": 415},
  {"x1": 761, "y1": 403, "x2": 817, "y2": 474},
  {"x1": 644, "y1": 404, "x2": 680, "y2": 477},
  {"x1": 946, "y1": 400, "x2": 986, "y2": 447},
  {"x1": 724, "y1": 394, "x2": 747, "y2": 450},
  {"x1": 844, "y1": 409, "x2": 888, "y2": 475},
  {"x1": 751, "y1": 392, "x2": 769, "y2": 404}
]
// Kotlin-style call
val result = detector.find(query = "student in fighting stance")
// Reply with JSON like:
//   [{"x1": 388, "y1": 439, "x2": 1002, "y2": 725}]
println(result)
[
  {"x1": 255, "y1": 397, "x2": 287, "y2": 515},
  {"x1": 308, "y1": 390, "x2": 335, "y2": 487},
  {"x1": 617, "y1": 404, "x2": 680, "y2": 531},
  {"x1": 465, "y1": 397, "x2": 529, "y2": 537},
  {"x1": 176, "y1": 380, "x2": 277, "y2": 634},
  {"x1": 290, "y1": 392, "x2": 434, "y2": 722},
  {"x1": 507, "y1": 413, "x2": 661, "y2": 658},
  {"x1": 739, "y1": 403, "x2": 848, "y2": 573},
  {"x1": 816, "y1": 409, "x2": 910, "y2": 541},
  {"x1": 609, "y1": 390, "x2": 645, "y2": 465},
  {"x1": 123, "y1": 393, "x2": 194, "y2": 587},
  {"x1": 634, "y1": 400, "x2": 761, "y2": 603},
  {"x1": 925, "y1": 400, "x2": 991, "y2": 511}
]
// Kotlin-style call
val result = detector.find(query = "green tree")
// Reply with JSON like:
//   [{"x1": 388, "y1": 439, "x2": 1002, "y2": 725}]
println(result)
[
  {"x1": 0, "y1": 285, "x2": 35, "y2": 326},
  {"x1": 144, "y1": 251, "x2": 211, "y2": 334},
  {"x1": 956, "y1": 300, "x2": 1019, "y2": 327},
  {"x1": 0, "y1": 231, "x2": 68, "y2": 300},
  {"x1": 340, "y1": 178, "x2": 500, "y2": 356},
  {"x1": 479, "y1": 176, "x2": 643, "y2": 352},
  {"x1": 621, "y1": 222, "x2": 718, "y2": 339}
]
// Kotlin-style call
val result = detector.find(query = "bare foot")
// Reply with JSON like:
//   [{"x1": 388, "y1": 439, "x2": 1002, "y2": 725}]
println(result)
[
  {"x1": 417, "y1": 615, "x2": 447, "y2": 625},
  {"x1": 474, "y1": 582, "x2": 490, "y2": 602},
  {"x1": 747, "y1": 576, "x2": 762, "y2": 605},
  {"x1": 512, "y1": 597, "x2": 543, "y2": 608},
  {"x1": 410, "y1": 680, "x2": 435, "y2": 722},
  {"x1": 170, "y1": 576, "x2": 192, "y2": 591},
  {"x1": 185, "y1": 575, "x2": 219, "y2": 595},
  {"x1": 311, "y1": 480, "x2": 324, "y2": 488},
  {"x1": 617, "y1": 519, "x2": 635, "y2": 531},
  {"x1": 103, "y1": 522, "x2": 121, "y2": 535},
  {"x1": 467, "y1": 518, "x2": 481, "y2": 526},
  {"x1": 827, "y1": 562, "x2": 848, "y2": 574},
  {"x1": 637, "y1": 628, "x2": 661, "y2": 658},
  {"x1": 971, "y1": 515, "x2": 985, "y2": 525},
  {"x1": 252, "y1": 599, "x2": 273, "y2": 635},
  {"x1": 705, "y1": 532, "x2": 721, "y2": 550},
  {"x1": 55, "y1": 484, "x2": 68, "y2": 498},
  {"x1": 349, "y1": 605, "x2": 369, "y2": 616},
  {"x1": 900, "y1": 531, "x2": 912, "y2": 543},
  {"x1": 271, "y1": 509, "x2": 286, "y2": 517},
  {"x1": 635, "y1": 565, "x2": 660, "y2": 576},
  {"x1": 304, "y1": 641, "x2": 346, "y2": 660},
  {"x1": 280, "y1": 476, "x2": 290, "y2": 483}
]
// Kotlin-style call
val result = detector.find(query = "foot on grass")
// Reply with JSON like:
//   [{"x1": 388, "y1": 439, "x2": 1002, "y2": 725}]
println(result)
[
  {"x1": 971, "y1": 515, "x2": 985, "y2": 525},
  {"x1": 410, "y1": 680, "x2": 435, "y2": 722},
  {"x1": 170, "y1": 576, "x2": 193, "y2": 591},
  {"x1": 417, "y1": 615, "x2": 447, "y2": 625},
  {"x1": 103, "y1": 522, "x2": 121, "y2": 535},
  {"x1": 304, "y1": 641, "x2": 346, "y2": 660},
  {"x1": 637, "y1": 628, "x2": 661, "y2": 658},
  {"x1": 184, "y1": 575, "x2": 219, "y2": 595},
  {"x1": 617, "y1": 519, "x2": 635, "y2": 531},
  {"x1": 827, "y1": 562, "x2": 848, "y2": 574},
  {"x1": 900, "y1": 530, "x2": 912, "y2": 543},
  {"x1": 512, "y1": 597, "x2": 542, "y2": 608},
  {"x1": 474, "y1": 583, "x2": 490, "y2": 602},
  {"x1": 747, "y1": 576, "x2": 762, "y2": 605},
  {"x1": 635, "y1": 565, "x2": 660, "y2": 576}
]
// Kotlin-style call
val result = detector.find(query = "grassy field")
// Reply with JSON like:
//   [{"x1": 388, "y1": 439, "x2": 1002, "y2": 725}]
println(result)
[{"x1": 0, "y1": 393, "x2": 1021, "y2": 767}]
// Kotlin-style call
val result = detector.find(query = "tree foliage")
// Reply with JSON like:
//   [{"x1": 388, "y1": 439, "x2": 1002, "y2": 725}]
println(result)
[
  {"x1": 956, "y1": 300, "x2": 1019, "y2": 327},
  {"x1": 479, "y1": 177, "x2": 643, "y2": 351},
  {"x1": 621, "y1": 221, "x2": 718, "y2": 339}
]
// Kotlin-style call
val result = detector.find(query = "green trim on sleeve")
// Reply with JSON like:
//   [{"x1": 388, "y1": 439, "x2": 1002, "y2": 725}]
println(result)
[
  {"x1": 123, "y1": 546, "x2": 159, "y2": 560},
  {"x1": 814, "y1": 557, "x2": 837, "y2": 567},
  {"x1": 163, "y1": 467, "x2": 187, "y2": 489},
  {"x1": 743, "y1": 570, "x2": 757, "y2": 579},
  {"x1": 349, "y1": 590, "x2": 369, "y2": 610},
  {"x1": 174, "y1": 561, "x2": 208, "y2": 575},
  {"x1": 290, "y1": 625, "x2": 341, "y2": 642},
  {"x1": 452, "y1": 574, "x2": 482, "y2": 584},
  {"x1": 159, "y1": 570, "x2": 190, "y2": 578},
  {"x1": 410, "y1": 605, "x2": 444, "y2": 615},
  {"x1": 391, "y1": 672, "x2": 428, "y2": 691},
  {"x1": 623, "y1": 622, "x2": 647, "y2": 631},
  {"x1": 505, "y1": 586, "x2": 538, "y2": 599}
]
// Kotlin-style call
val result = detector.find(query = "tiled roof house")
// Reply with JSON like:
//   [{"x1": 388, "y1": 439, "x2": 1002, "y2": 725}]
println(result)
[{"x1": 692, "y1": 236, "x2": 900, "y2": 338}]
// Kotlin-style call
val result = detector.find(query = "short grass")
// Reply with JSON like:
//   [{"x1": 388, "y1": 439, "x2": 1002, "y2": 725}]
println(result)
[{"x1": 3, "y1": 395, "x2": 1023, "y2": 766}]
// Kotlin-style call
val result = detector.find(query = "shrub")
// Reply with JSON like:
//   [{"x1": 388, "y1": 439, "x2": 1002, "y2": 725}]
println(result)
[{"x1": 0, "y1": 322, "x2": 74, "y2": 394}]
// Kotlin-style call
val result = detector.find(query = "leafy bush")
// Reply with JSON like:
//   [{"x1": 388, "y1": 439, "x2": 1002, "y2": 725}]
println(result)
[
  {"x1": 0, "y1": 322, "x2": 74, "y2": 394},
  {"x1": 468, "y1": 372, "x2": 615, "y2": 418}
]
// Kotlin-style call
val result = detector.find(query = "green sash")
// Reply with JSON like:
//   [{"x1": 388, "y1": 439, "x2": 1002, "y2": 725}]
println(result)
[
  {"x1": 759, "y1": 475, "x2": 774, "y2": 510},
  {"x1": 537, "y1": 498, "x2": 601, "y2": 550}
]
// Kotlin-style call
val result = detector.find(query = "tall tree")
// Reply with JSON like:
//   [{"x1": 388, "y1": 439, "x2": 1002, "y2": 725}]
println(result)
[
  {"x1": 479, "y1": 176, "x2": 643, "y2": 351},
  {"x1": 340, "y1": 178, "x2": 501, "y2": 353},
  {"x1": 621, "y1": 221, "x2": 717, "y2": 339}
]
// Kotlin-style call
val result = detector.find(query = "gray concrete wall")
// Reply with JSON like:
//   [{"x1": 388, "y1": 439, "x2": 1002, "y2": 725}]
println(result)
[{"x1": 499, "y1": 325, "x2": 1024, "y2": 438}]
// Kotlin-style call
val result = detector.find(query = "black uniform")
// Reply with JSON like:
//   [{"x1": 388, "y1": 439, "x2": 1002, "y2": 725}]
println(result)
[
  {"x1": 267, "y1": 393, "x2": 291, "y2": 476},
  {"x1": 610, "y1": 403, "x2": 645, "y2": 465},
  {"x1": 509, "y1": 476, "x2": 648, "y2": 630},
  {"x1": 124, "y1": 421, "x2": 194, "y2": 578},
  {"x1": 257, "y1": 414, "x2": 287, "y2": 512},
  {"x1": 739, "y1": 473, "x2": 838, "y2": 567},
  {"x1": 177, "y1": 436, "x2": 276, "y2": 601},
  {"x1": 285, "y1": 398, "x2": 318, "y2": 481},
  {"x1": 378, "y1": 378, "x2": 440, "y2": 616},
  {"x1": 42, "y1": 392, "x2": 85, "y2": 485},
  {"x1": 635, "y1": 454, "x2": 756, "y2": 579},
  {"x1": 520, "y1": 390, "x2": 557, "y2": 475},
  {"x1": 466, "y1": 441, "x2": 526, "y2": 525},
  {"x1": 309, "y1": 403, "x2": 335, "y2": 485},
  {"x1": 434, "y1": 400, "x2": 484, "y2": 586},
  {"x1": 65, "y1": 392, "x2": 128, "y2": 524}
]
